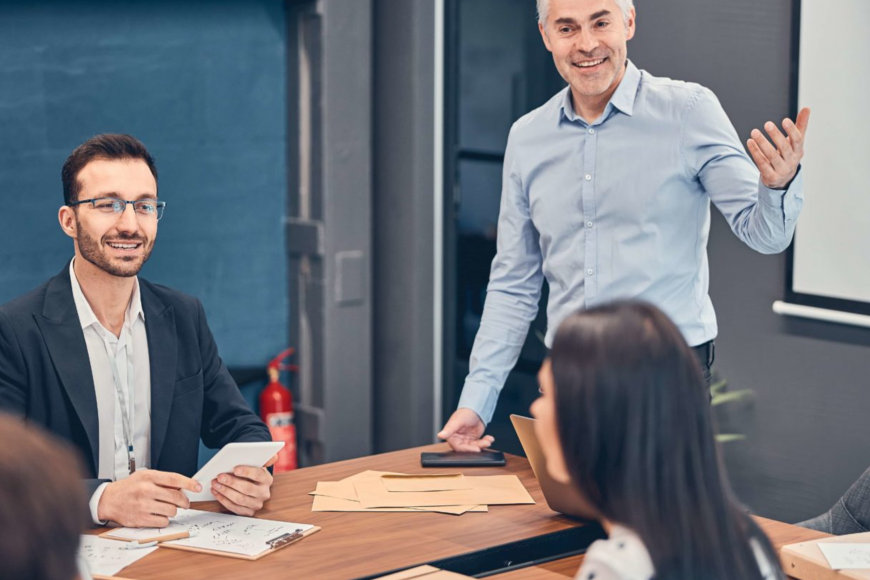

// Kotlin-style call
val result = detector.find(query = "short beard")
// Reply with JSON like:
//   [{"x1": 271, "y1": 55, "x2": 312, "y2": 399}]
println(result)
[{"x1": 76, "y1": 218, "x2": 152, "y2": 278}]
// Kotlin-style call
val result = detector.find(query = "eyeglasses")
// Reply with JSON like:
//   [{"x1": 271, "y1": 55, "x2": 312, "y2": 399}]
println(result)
[{"x1": 68, "y1": 198, "x2": 166, "y2": 220}]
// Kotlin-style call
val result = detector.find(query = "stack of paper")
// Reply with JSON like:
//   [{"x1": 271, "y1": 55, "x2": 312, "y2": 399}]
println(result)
[
  {"x1": 374, "y1": 565, "x2": 474, "y2": 579},
  {"x1": 310, "y1": 470, "x2": 534, "y2": 515},
  {"x1": 78, "y1": 535, "x2": 158, "y2": 578}
]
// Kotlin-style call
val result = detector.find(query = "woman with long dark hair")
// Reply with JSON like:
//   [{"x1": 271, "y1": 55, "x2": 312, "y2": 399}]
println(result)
[{"x1": 531, "y1": 301, "x2": 782, "y2": 580}]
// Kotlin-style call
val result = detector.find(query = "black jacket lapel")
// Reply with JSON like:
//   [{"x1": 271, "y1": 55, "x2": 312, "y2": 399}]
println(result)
[
  {"x1": 141, "y1": 281, "x2": 177, "y2": 468},
  {"x1": 34, "y1": 268, "x2": 100, "y2": 473}
]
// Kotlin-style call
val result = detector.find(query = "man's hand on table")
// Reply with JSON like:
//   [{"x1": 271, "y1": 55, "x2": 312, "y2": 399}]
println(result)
[
  {"x1": 211, "y1": 453, "x2": 277, "y2": 517},
  {"x1": 438, "y1": 408, "x2": 495, "y2": 452},
  {"x1": 747, "y1": 107, "x2": 811, "y2": 190},
  {"x1": 98, "y1": 470, "x2": 200, "y2": 527}
]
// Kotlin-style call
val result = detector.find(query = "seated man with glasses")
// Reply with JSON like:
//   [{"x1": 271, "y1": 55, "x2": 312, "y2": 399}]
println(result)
[{"x1": 0, "y1": 134, "x2": 274, "y2": 528}]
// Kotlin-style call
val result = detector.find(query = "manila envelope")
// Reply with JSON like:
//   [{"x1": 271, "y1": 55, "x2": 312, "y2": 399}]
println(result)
[
  {"x1": 355, "y1": 479, "x2": 476, "y2": 508},
  {"x1": 463, "y1": 476, "x2": 535, "y2": 505},
  {"x1": 310, "y1": 481, "x2": 358, "y2": 501},
  {"x1": 381, "y1": 473, "x2": 470, "y2": 492},
  {"x1": 311, "y1": 493, "x2": 486, "y2": 515},
  {"x1": 344, "y1": 470, "x2": 406, "y2": 481},
  {"x1": 309, "y1": 471, "x2": 437, "y2": 500},
  {"x1": 308, "y1": 471, "x2": 408, "y2": 501},
  {"x1": 374, "y1": 565, "x2": 474, "y2": 580},
  {"x1": 310, "y1": 472, "x2": 486, "y2": 514},
  {"x1": 355, "y1": 475, "x2": 535, "y2": 509}
]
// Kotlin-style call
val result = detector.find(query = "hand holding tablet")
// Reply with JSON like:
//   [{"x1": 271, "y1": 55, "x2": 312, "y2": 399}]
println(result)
[{"x1": 186, "y1": 441, "x2": 284, "y2": 502}]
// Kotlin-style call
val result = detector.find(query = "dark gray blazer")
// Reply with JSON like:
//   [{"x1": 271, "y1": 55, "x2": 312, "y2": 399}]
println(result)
[{"x1": 0, "y1": 264, "x2": 270, "y2": 498}]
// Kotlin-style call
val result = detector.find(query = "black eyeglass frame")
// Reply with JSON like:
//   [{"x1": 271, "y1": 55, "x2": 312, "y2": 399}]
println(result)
[{"x1": 68, "y1": 198, "x2": 166, "y2": 220}]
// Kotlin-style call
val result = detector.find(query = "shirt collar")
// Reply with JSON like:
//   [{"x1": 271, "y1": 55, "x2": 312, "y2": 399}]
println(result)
[
  {"x1": 69, "y1": 258, "x2": 144, "y2": 332},
  {"x1": 559, "y1": 59, "x2": 641, "y2": 123}
]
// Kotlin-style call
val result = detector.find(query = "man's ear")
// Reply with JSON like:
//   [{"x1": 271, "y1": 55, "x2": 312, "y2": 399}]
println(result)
[
  {"x1": 538, "y1": 21, "x2": 553, "y2": 53},
  {"x1": 625, "y1": 8, "x2": 636, "y2": 41},
  {"x1": 58, "y1": 206, "x2": 77, "y2": 239}
]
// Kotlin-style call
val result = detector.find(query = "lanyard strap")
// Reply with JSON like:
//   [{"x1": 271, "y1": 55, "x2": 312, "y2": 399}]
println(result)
[{"x1": 103, "y1": 326, "x2": 136, "y2": 474}]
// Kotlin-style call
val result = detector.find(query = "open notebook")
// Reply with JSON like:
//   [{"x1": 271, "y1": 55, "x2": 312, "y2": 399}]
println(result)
[{"x1": 102, "y1": 508, "x2": 319, "y2": 561}]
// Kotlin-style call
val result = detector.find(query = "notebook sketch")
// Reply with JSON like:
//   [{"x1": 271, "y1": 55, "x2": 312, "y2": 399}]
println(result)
[
  {"x1": 818, "y1": 543, "x2": 870, "y2": 570},
  {"x1": 164, "y1": 509, "x2": 314, "y2": 557},
  {"x1": 78, "y1": 535, "x2": 157, "y2": 577},
  {"x1": 105, "y1": 521, "x2": 188, "y2": 542}
]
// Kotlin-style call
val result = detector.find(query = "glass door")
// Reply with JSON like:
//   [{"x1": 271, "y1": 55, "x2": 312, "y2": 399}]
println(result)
[{"x1": 442, "y1": 0, "x2": 564, "y2": 454}]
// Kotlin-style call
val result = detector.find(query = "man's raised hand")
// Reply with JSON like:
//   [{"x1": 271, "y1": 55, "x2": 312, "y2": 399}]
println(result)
[{"x1": 747, "y1": 107, "x2": 811, "y2": 190}]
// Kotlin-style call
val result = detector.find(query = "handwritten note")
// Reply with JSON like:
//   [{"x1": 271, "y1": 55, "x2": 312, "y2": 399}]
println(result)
[
  {"x1": 105, "y1": 522, "x2": 188, "y2": 542},
  {"x1": 78, "y1": 535, "x2": 157, "y2": 577},
  {"x1": 165, "y1": 509, "x2": 314, "y2": 557},
  {"x1": 819, "y1": 543, "x2": 870, "y2": 570}
]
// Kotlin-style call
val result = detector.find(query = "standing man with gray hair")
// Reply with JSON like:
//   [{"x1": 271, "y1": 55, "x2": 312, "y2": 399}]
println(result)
[{"x1": 439, "y1": 0, "x2": 811, "y2": 451}]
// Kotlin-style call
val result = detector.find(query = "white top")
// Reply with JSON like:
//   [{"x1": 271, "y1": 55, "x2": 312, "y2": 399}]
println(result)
[
  {"x1": 69, "y1": 259, "x2": 152, "y2": 523},
  {"x1": 575, "y1": 524, "x2": 778, "y2": 580}
]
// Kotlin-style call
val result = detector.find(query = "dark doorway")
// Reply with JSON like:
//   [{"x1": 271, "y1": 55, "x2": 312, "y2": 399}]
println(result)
[{"x1": 442, "y1": 0, "x2": 565, "y2": 455}]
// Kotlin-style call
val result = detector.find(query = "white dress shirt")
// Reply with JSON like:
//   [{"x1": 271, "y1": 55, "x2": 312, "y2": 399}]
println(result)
[
  {"x1": 457, "y1": 61, "x2": 803, "y2": 425},
  {"x1": 69, "y1": 259, "x2": 152, "y2": 523},
  {"x1": 575, "y1": 524, "x2": 777, "y2": 580}
]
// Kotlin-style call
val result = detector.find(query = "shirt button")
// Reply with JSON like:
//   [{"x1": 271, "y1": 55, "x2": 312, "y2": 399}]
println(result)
[
  {"x1": 586, "y1": 221, "x2": 594, "y2": 228},
  {"x1": 585, "y1": 174, "x2": 592, "y2": 181},
  {"x1": 587, "y1": 269, "x2": 594, "y2": 275},
  {"x1": 588, "y1": 128, "x2": 595, "y2": 134}
]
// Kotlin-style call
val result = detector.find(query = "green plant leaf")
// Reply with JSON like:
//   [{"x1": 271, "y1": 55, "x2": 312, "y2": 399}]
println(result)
[
  {"x1": 711, "y1": 389, "x2": 754, "y2": 406},
  {"x1": 709, "y1": 378, "x2": 728, "y2": 396}
]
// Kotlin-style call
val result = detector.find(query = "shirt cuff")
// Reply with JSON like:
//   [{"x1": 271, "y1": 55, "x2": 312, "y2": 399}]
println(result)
[
  {"x1": 89, "y1": 482, "x2": 111, "y2": 525},
  {"x1": 758, "y1": 165, "x2": 804, "y2": 223},
  {"x1": 457, "y1": 381, "x2": 501, "y2": 426}
]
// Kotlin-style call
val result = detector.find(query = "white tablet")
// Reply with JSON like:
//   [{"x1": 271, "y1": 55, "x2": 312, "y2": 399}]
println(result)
[{"x1": 186, "y1": 441, "x2": 285, "y2": 501}]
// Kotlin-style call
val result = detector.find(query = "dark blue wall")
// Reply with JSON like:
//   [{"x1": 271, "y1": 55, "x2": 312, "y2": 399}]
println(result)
[{"x1": 0, "y1": 1, "x2": 288, "y2": 372}]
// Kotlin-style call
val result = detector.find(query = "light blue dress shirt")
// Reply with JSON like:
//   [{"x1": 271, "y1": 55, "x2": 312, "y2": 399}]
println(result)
[{"x1": 458, "y1": 61, "x2": 803, "y2": 424}]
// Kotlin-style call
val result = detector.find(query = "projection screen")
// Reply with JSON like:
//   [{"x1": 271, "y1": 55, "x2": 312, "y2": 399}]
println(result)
[{"x1": 777, "y1": 0, "x2": 870, "y2": 325}]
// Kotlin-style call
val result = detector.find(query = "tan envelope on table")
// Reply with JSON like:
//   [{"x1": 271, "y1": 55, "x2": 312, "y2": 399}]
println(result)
[
  {"x1": 354, "y1": 475, "x2": 534, "y2": 509},
  {"x1": 345, "y1": 470, "x2": 406, "y2": 481},
  {"x1": 311, "y1": 480, "x2": 358, "y2": 501},
  {"x1": 311, "y1": 493, "x2": 485, "y2": 515},
  {"x1": 355, "y1": 480, "x2": 477, "y2": 508},
  {"x1": 463, "y1": 476, "x2": 535, "y2": 505},
  {"x1": 374, "y1": 565, "x2": 473, "y2": 580},
  {"x1": 381, "y1": 473, "x2": 470, "y2": 492},
  {"x1": 308, "y1": 470, "x2": 406, "y2": 500},
  {"x1": 310, "y1": 471, "x2": 487, "y2": 514}
]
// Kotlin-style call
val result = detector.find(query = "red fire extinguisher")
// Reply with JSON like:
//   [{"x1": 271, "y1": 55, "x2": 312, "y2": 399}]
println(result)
[{"x1": 260, "y1": 347, "x2": 298, "y2": 472}]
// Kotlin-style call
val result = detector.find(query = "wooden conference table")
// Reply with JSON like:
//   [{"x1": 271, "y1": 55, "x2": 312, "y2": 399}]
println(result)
[{"x1": 97, "y1": 444, "x2": 829, "y2": 580}]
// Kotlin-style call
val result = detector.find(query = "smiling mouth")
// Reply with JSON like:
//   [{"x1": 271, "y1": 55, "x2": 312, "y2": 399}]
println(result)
[
  {"x1": 572, "y1": 57, "x2": 608, "y2": 71},
  {"x1": 106, "y1": 241, "x2": 143, "y2": 251}
]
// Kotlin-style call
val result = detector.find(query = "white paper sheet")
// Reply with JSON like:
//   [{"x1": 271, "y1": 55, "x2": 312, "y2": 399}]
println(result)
[
  {"x1": 819, "y1": 543, "x2": 870, "y2": 570},
  {"x1": 164, "y1": 509, "x2": 314, "y2": 557},
  {"x1": 105, "y1": 522, "x2": 187, "y2": 541},
  {"x1": 78, "y1": 535, "x2": 157, "y2": 577}
]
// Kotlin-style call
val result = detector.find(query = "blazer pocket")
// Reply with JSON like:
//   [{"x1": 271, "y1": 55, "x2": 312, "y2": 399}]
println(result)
[{"x1": 174, "y1": 369, "x2": 204, "y2": 398}]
